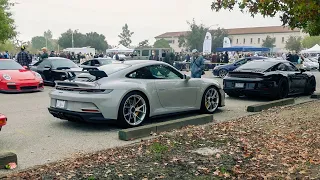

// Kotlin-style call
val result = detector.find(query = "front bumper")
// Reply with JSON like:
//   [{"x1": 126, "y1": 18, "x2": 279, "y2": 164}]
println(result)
[
  {"x1": 0, "y1": 80, "x2": 44, "y2": 93},
  {"x1": 48, "y1": 107, "x2": 115, "y2": 123}
]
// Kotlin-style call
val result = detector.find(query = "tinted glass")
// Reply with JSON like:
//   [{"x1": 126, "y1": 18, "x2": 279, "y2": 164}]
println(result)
[
  {"x1": 99, "y1": 59, "x2": 113, "y2": 65},
  {"x1": 99, "y1": 63, "x2": 131, "y2": 75},
  {"x1": 51, "y1": 59, "x2": 78, "y2": 68},
  {"x1": 149, "y1": 65, "x2": 182, "y2": 79},
  {"x1": 285, "y1": 62, "x2": 298, "y2": 71},
  {"x1": 127, "y1": 67, "x2": 154, "y2": 79},
  {"x1": 0, "y1": 60, "x2": 23, "y2": 70},
  {"x1": 38, "y1": 60, "x2": 52, "y2": 68},
  {"x1": 237, "y1": 60, "x2": 278, "y2": 70}
]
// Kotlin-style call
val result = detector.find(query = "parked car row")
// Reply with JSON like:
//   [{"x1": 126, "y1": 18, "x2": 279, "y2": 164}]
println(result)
[{"x1": 0, "y1": 57, "x2": 317, "y2": 129}]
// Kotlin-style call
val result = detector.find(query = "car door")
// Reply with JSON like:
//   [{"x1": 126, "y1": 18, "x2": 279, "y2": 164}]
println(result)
[
  {"x1": 285, "y1": 62, "x2": 308, "y2": 92},
  {"x1": 150, "y1": 64, "x2": 199, "y2": 109},
  {"x1": 36, "y1": 60, "x2": 52, "y2": 81}
]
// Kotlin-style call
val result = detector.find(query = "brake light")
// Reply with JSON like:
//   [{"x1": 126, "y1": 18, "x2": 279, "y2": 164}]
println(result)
[{"x1": 0, "y1": 115, "x2": 7, "y2": 126}]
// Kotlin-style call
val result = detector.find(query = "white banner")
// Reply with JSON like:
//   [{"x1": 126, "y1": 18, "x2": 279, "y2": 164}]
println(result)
[
  {"x1": 223, "y1": 37, "x2": 231, "y2": 48},
  {"x1": 203, "y1": 32, "x2": 212, "y2": 54}
]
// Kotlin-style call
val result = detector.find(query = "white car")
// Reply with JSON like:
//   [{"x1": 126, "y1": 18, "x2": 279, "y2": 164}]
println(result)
[
  {"x1": 303, "y1": 58, "x2": 318, "y2": 70},
  {"x1": 48, "y1": 60, "x2": 225, "y2": 128}
]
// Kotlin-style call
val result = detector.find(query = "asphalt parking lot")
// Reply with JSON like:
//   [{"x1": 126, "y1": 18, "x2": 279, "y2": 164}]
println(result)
[{"x1": 0, "y1": 70, "x2": 319, "y2": 173}]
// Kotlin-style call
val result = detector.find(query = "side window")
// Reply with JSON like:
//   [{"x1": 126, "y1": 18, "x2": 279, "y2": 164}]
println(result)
[
  {"x1": 82, "y1": 60, "x2": 90, "y2": 65},
  {"x1": 38, "y1": 60, "x2": 51, "y2": 68},
  {"x1": 126, "y1": 67, "x2": 154, "y2": 79},
  {"x1": 285, "y1": 62, "x2": 298, "y2": 71},
  {"x1": 149, "y1": 65, "x2": 183, "y2": 79},
  {"x1": 92, "y1": 60, "x2": 100, "y2": 66},
  {"x1": 275, "y1": 63, "x2": 287, "y2": 71},
  {"x1": 235, "y1": 59, "x2": 247, "y2": 66}
]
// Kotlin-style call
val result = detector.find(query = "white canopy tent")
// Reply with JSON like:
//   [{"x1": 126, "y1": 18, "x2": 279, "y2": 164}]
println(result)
[
  {"x1": 106, "y1": 44, "x2": 134, "y2": 53},
  {"x1": 301, "y1": 44, "x2": 320, "y2": 53}
]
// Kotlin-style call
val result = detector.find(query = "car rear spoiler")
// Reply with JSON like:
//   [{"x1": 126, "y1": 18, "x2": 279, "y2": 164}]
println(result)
[{"x1": 53, "y1": 67, "x2": 108, "y2": 80}]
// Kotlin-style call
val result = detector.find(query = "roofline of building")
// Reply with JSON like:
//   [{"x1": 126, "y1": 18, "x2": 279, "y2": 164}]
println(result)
[{"x1": 155, "y1": 26, "x2": 301, "y2": 38}]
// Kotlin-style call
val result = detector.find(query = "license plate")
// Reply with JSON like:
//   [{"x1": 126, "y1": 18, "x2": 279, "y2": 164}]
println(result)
[
  {"x1": 56, "y1": 100, "x2": 66, "y2": 109},
  {"x1": 235, "y1": 83, "x2": 244, "y2": 88}
]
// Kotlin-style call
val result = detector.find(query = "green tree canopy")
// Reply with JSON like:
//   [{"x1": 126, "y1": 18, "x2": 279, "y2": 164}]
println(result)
[
  {"x1": 138, "y1": 40, "x2": 151, "y2": 48},
  {"x1": 262, "y1": 36, "x2": 276, "y2": 48},
  {"x1": 0, "y1": 40, "x2": 15, "y2": 52},
  {"x1": 211, "y1": 28, "x2": 229, "y2": 52},
  {"x1": 43, "y1": 30, "x2": 53, "y2": 40},
  {"x1": 302, "y1": 36, "x2": 320, "y2": 49},
  {"x1": 285, "y1": 36, "x2": 302, "y2": 52},
  {"x1": 118, "y1": 23, "x2": 134, "y2": 47},
  {"x1": 153, "y1": 39, "x2": 171, "y2": 48},
  {"x1": 31, "y1": 36, "x2": 53, "y2": 50},
  {"x1": 211, "y1": 0, "x2": 320, "y2": 36},
  {"x1": 0, "y1": 0, "x2": 16, "y2": 43},
  {"x1": 178, "y1": 19, "x2": 228, "y2": 52},
  {"x1": 85, "y1": 32, "x2": 108, "y2": 52}
]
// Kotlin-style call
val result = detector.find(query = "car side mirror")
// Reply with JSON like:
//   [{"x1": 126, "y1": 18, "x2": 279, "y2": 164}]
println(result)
[
  {"x1": 183, "y1": 74, "x2": 191, "y2": 80},
  {"x1": 43, "y1": 65, "x2": 51, "y2": 70},
  {"x1": 300, "y1": 69, "x2": 306, "y2": 73}
]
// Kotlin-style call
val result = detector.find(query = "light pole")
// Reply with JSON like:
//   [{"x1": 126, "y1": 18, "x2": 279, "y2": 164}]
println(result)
[{"x1": 71, "y1": 29, "x2": 79, "y2": 48}]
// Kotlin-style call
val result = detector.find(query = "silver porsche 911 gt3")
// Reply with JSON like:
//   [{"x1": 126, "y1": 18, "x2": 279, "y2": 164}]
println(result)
[{"x1": 48, "y1": 60, "x2": 225, "y2": 128}]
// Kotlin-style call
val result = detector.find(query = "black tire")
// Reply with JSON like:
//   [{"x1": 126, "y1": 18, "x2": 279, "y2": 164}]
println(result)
[
  {"x1": 275, "y1": 78, "x2": 289, "y2": 99},
  {"x1": 201, "y1": 86, "x2": 220, "y2": 113},
  {"x1": 304, "y1": 77, "x2": 316, "y2": 95},
  {"x1": 218, "y1": 69, "x2": 228, "y2": 78},
  {"x1": 117, "y1": 92, "x2": 149, "y2": 128},
  {"x1": 226, "y1": 92, "x2": 240, "y2": 98}
]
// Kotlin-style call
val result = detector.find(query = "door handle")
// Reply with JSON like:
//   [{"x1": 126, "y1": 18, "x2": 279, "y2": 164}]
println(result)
[{"x1": 158, "y1": 88, "x2": 166, "y2": 91}]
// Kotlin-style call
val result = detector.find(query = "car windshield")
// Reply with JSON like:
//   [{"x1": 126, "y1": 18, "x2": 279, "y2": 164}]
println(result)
[
  {"x1": 51, "y1": 59, "x2": 78, "y2": 68},
  {"x1": 237, "y1": 60, "x2": 278, "y2": 70},
  {"x1": 98, "y1": 63, "x2": 131, "y2": 75},
  {"x1": 0, "y1": 60, "x2": 23, "y2": 70}
]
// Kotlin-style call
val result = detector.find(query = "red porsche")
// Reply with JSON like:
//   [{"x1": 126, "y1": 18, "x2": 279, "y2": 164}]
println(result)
[
  {"x1": 0, "y1": 59, "x2": 44, "y2": 92},
  {"x1": 0, "y1": 114, "x2": 6, "y2": 131}
]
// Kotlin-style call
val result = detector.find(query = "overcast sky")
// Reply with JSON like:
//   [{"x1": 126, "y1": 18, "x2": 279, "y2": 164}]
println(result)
[{"x1": 11, "y1": 0, "x2": 281, "y2": 46}]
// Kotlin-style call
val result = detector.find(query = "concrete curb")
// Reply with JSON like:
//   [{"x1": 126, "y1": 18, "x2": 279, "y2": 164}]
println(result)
[
  {"x1": 0, "y1": 152, "x2": 17, "y2": 169},
  {"x1": 311, "y1": 93, "x2": 320, "y2": 99},
  {"x1": 119, "y1": 114, "x2": 213, "y2": 141},
  {"x1": 247, "y1": 98, "x2": 295, "y2": 112}
]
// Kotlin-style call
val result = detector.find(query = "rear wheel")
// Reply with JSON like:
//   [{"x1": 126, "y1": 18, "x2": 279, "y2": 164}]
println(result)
[
  {"x1": 275, "y1": 78, "x2": 289, "y2": 99},
  {"x1": 304, "y1": 77, "x2": 316, "y2": 95},
  {"x1": 218, "y1": 69, "x2": 228, "y2": 78},
  {"x1": 117, "y1": 92, "x2": 149, "y2": 128},
  {"x1": 201, "y1": 86, "x2": 220, "y2": 113}
]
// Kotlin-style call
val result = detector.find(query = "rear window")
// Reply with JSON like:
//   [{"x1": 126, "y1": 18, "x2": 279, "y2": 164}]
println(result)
[
  {"x1": 237, "y1": 60, "x2": 278, "y2": 70},
  {"x1": 99, "y1": 59, "x2": 113, "y2": 65},
  {"x1": 51, "y1": 59, "x2": 78, "y2": 68},
  {"x1": 98, "y1": 63, "x2": 131, "y2": 75},
  {"x1": 0, "y1": 60, "x2": 23, "y2": 70}
]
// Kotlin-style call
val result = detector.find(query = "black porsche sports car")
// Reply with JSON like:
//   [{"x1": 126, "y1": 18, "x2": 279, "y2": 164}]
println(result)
[
  {"x1": 223, "y1": 59, "x2": 316, "y2": 99},
  {"x1": 30, "y1": 57, "x2": 80, "y2": 86}
]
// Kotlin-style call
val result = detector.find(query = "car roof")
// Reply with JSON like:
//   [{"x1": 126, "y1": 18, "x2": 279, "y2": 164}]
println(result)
[
  {"x1": 115, "y1": 60, "x2": 166, "y2": 66},
  {"x1": 251, "y1": 58, "x2": 289, "y2": 63}
]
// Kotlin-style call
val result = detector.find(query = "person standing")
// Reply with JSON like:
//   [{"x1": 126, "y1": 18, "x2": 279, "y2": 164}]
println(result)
[
  {"x1": 16, "y1": 45, "x2": 31, "y2": 67},
  {"x1": 40, "y1": 47, "x2": 49, "y2": 60},
  {"x1": 190, "y1": 49, "x2": 204, "y2": 78},
  {"x1": 149, "y1": 51, "x2": 159, "y2": 61}
]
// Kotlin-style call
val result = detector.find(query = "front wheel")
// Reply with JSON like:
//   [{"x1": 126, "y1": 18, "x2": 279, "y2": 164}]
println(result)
[
  {"x1": 201, "y1": 86, "x2": 220, "y2": 113},
  {"x1": 117, "y1": 92, "x2": 149, "y2": 128},
  {"x1": 218, "y1": 69, "x2": 228, "y2": 78}
]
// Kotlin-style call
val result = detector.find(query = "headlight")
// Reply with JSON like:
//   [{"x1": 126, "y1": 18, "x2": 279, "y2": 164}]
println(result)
[
  {"x1": 2, "y1": 74, "x2": 11, "y2": 81},
  {"x1": 34, "y1": 72, "x2": 42, "y2": 79},
  {"x1": 213, "y1": 66, "x2": 219, "y2": 70}
]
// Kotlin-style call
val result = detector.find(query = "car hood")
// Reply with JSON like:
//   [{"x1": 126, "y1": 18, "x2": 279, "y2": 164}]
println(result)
[{"x1": 0, "y1": 69, "x2": 36, "y2": 80}]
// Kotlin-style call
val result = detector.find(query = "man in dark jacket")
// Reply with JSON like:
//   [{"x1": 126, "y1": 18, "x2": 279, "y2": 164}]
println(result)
[
  {"x1": 149, "y1": 51, "x2": 159, "y2": 61},
  {"x1": 17, "y1": 46, "x2": 31, "y2": 67}
]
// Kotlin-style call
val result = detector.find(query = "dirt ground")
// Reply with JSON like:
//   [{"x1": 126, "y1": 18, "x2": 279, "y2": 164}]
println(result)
[{"x1": 2, "y1": 101, "x2": 320, "y2": 179}]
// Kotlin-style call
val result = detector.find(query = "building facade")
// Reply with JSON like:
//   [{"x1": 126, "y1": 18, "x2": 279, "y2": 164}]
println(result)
[{"x1": 155, "y1": 26, "x2": 307, "y2": 52}]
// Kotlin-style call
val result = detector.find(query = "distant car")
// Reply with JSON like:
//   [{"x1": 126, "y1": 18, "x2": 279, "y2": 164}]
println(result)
[
  {"x1": 303, "y1": 58, "x2": 318, "y2": 70},
  {"x1": 48, "y1": 60, "x2": 225, "y2": 128},
  {"x1": 223, "y1": 59, "x2": 316, "y2": 99},
  {"x1": 80, "y1": 58, "x2": 115, "y2": 68},
  {"x1": 0, "y1": 114, "x2": 7, "y2": 131},
  {"x1": 213, "y1": 56, "x2": 268, "y2": 78},
  {"x1": 0, "y1": 59, "x2": 44, "y2": 93},
  {"x1": 30, "y1": 57, "x2": 80, "y2": 86}
]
